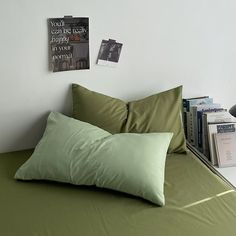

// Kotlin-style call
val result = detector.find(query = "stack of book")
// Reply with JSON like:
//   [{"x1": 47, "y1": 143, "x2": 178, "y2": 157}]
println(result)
[{"x1": 183, "y1": 96, "x2": 236, "y2": 167}]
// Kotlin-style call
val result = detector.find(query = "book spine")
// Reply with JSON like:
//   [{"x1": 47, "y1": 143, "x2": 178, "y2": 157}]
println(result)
[
  {"x1": 186, "y1": 112, "x2": 192, "y2": 142},
  {"x1": 197, "y1": 108, "x2": 224, "y2": 152},
  {"x1": 189, "y1": 107, "x2": 194, "y2": 144},
  {"x1": 182, "y1": 99, "x2": 188, "y2": 139},
  {"x1": 197, "y1": 111, "x2": 204, "y2": 152},
  {"x1": 202, "y1": 114, "x2": 210, "y2": 159},
  {"x1": 183, "y1": 111, "x2": 188, "y2": 139},
  {"x1": 208, "y1": 125, "x2": 218, "y2": 165}
]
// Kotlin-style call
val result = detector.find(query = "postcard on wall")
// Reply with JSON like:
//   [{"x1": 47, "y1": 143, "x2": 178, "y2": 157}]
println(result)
[
  {"x1": 48, "y1": 17, "x2": 89, "y2": 72},
  {"x1": 97, "y1": 39, "x2": 123, "y2": 67}
]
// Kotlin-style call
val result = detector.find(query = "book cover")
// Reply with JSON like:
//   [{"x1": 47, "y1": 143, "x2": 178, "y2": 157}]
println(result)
[
  {"x1": 183, "y1": 97, "x2": 212, "y2": 112},
  {"x1": 214, "y1": 132, "x2": 236, "y2": 167},
  {"x1": 208, "y1": 123, "x2": 236, "y2": 165},
  {"x1": 202, "y1": 110, "x2": 229, "y2": 158}
]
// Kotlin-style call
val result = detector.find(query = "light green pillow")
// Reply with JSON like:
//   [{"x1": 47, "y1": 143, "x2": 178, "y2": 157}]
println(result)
[
  {"x1": 72, "y1": 84, "x2": 186, "y2": 153},
  {"x1": 15, "y1": 112, "x2": 173, "y2": 206}
]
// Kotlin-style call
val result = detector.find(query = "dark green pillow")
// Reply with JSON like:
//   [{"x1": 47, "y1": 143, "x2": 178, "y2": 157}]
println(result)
[
  {"x1": 72, "y1": 84, "x2": 127, "y2": 134},
  {"x1": 72, "y1": 84, "x2": 186, "y2": 153}
]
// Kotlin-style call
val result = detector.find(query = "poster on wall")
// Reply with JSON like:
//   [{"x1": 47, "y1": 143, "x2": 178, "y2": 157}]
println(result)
[
  {"x1": 48, "y1": 16, "x2": 89, "y2": 72},
  {"x1": 96, "y1": 39, "x2": 123, "y2": 67}
]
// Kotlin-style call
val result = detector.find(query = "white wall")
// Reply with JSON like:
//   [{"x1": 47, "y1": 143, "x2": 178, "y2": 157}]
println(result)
[{"x1": 1, "y1": 0, "x2": 236, "y2": 153}]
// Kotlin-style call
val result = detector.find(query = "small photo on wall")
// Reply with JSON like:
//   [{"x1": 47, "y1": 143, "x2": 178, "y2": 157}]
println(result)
[
  {"x1": 48, "y1": 16, "x2": 89, "y2": 72},
  {"x1": 97, "y1": 39, "x2": 123, "y2": 67}
]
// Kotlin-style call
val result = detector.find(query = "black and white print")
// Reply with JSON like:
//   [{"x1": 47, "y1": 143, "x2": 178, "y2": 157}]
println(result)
[{"x1": 97, "y1": 39, "x2": 123, "y2": 67}]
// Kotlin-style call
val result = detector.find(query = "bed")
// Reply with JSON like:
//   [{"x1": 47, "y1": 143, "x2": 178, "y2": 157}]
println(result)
[
  {"x1": 1, "y1": 84, "x2": 236, "y2": 235},
  {"x1": 1, "y1": 149, "x2": 236, "y2": 236}
]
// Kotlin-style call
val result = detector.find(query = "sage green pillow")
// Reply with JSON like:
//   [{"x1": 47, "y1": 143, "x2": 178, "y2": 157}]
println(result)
[
  {"x1": 72, "y1": 84, "x2": 186, "y2": 153},
  {"x1": 15, "y1": 112, "x2": 173, "y2": 206}
]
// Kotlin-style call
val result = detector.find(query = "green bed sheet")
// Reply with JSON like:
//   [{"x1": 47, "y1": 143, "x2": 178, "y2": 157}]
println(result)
[{"x1": 0, "y1": 149, "x2": 236, "y2": 236}]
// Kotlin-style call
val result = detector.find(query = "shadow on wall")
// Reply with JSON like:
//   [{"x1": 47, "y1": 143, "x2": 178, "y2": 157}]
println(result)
[
  {"x1": 61, "y1": 84, "x2": 73, "y2": 116},
  {"x1": 5, "y1": 111, "x2": 50, "y2": 152},
  {"x1": 2, "y1": 86, "x2": 73, "y2": 153}
]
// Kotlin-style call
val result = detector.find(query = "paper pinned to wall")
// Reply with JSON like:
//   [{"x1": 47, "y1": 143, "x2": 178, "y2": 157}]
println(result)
[
  {"x1": 48, "y1": 16, "x2": 90, "y2": 72},
  {"x1": 97, "y1": 39, "x2": 123, "y2": 67}
]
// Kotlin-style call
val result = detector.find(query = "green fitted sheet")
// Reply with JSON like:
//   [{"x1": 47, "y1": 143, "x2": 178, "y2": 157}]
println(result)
[{"x1": 0, "y1": 149, "x2": 236, "y2": 236}]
